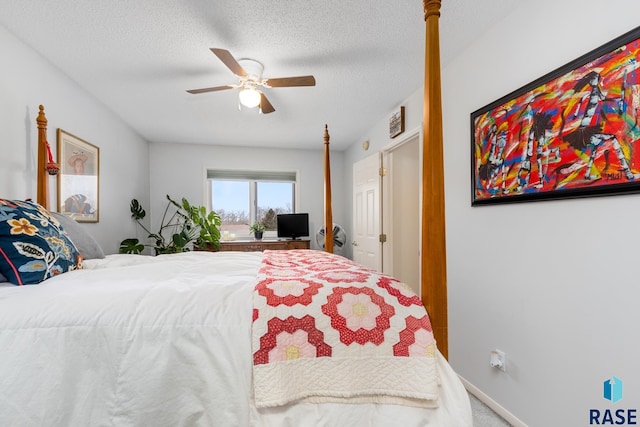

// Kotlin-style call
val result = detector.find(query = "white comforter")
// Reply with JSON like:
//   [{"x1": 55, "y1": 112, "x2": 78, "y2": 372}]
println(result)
[{"x1": 0, "y1": 251, "x2": 471, "y2": 426}]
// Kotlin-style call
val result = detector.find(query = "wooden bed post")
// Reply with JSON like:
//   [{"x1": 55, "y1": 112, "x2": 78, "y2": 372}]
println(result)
[
  {"x1": 421, "y1": 0, "x2": 448, "y2": 359},
  {"x1": 36, "y1": 105, "x2": 49, "y2": 209},
  {"x1": 323, "y1": 124, "x2": 334, "y2": 253}
]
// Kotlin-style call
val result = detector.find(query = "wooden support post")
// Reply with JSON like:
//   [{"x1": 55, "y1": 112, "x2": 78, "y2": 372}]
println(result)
[
  {"x1": 36, "y1": 105, "x2": 49, "y2": 209},
  {"x1": 421, "y1": 0, "x2": 448, "y2": 359},
  {"x1": 323, "y1": 124, "x2": 334, "y2": 253}
]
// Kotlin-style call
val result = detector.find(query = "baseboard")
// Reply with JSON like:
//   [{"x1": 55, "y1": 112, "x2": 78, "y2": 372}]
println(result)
[{"x1": 459, "y1": 375, "x2": 528, "y2": 427}]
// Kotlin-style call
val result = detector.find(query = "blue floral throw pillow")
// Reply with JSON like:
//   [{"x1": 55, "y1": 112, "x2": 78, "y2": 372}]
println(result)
[{"x1": 0, "y1": 199, "x2": 82, "y2": 285}]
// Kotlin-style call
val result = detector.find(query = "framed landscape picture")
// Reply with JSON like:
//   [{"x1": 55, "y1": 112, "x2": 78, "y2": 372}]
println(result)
[
  {"x1": 471, "y1": 26, "x2": 640, "y2": 205},
  {"x1": 57, "y1": 129, "x2": 100, "y2": 222}
]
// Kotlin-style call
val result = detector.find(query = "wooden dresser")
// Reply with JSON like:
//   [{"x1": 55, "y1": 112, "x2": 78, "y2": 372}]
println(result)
[{"x1": 215, "y1": 239, "x2": 310, "y2": 252}]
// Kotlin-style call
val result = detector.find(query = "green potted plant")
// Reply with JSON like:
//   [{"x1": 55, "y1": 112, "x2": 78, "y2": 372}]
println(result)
[
  {"x1": 181, "y1": 198, "x2": 222, "y2": 251},
  {"x1": 119, "y1": 195, "x2": 221, "y2": 254},
  {"x1": 249, "y1": 222, "x2": 266, "y2": 240}
]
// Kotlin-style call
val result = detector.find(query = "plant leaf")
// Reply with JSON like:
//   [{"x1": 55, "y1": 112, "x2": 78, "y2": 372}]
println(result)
[
  {"x1": 130, "y1": 199, "x2": 146, "y2": 220},
  {"x1": 119, "y1": 238, "x2": 144, "y2": 254}
]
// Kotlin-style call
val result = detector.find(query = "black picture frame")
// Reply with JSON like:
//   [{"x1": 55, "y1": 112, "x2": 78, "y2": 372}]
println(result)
[{"x1": 471, "y1": 26, "x2": 640, "y2": 206}]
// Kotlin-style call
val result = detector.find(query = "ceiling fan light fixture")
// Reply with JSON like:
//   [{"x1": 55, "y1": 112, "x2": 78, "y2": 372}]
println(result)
[
  {"x1": 238, "y1": 87, "x2": 261, "y2": 108},
  {"x1": 187, "y1": 49, "x2": 316, "y2": 115}
]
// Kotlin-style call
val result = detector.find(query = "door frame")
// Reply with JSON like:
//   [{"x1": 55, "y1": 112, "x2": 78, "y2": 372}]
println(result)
[{"x1": 381, "y1": 126, "x2": 423, "y2": 292}]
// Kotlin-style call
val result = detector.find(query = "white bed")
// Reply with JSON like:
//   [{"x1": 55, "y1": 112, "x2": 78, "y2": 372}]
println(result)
[{"x1": 0, "y1": 251, "x2": 471, "y2": 426}]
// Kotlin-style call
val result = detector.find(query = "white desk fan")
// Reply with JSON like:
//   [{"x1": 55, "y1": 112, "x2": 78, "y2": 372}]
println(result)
[{"x1": 315, "y1": 223, "x2": 347, "y2": 254}]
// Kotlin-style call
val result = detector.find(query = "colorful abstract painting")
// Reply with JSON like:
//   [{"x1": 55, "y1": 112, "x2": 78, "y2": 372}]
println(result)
[{"x1": 472, "y1": 26, "x2": 640, "y2": 205}]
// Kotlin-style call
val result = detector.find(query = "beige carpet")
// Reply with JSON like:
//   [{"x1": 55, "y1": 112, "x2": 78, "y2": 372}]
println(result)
[{"x1": 469, "y1": 393, "x2": 512, "y2": 426}]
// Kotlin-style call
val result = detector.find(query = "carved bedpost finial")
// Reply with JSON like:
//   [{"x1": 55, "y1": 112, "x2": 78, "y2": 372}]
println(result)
[
  {"x1": 324, "y1": 123, "x2": 330, "y2": 145},
  {"x1": 37, "y1": 104, "x2": 47, "y2": 129},
  {"x1": 423, "y1": 0, "x2": 441, "y2": 21}
]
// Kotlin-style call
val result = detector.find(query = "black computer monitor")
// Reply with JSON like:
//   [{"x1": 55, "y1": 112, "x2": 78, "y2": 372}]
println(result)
[{"x1": 276, "y1": 213, "x2": 309, "y2": 240}]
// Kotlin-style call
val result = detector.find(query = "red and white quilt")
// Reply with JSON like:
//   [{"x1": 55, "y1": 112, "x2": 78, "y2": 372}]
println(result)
[{"x1": 252, "y1": 250, "x2": 440, "y2": 408}]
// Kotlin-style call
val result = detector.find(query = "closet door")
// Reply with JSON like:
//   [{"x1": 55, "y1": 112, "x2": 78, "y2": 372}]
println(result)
[{"x1": 352, "y1": 153, "x2": 381, "y2": 271}]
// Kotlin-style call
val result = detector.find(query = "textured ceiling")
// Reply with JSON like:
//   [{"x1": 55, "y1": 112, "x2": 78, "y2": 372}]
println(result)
[{"x1": 0, "y1": 1, "x2": 519, "y2": 150}]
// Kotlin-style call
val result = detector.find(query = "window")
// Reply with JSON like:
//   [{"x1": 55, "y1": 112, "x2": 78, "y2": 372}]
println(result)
[{"x1": 208, "y1": 169, "x2": 297, "y2": 237}]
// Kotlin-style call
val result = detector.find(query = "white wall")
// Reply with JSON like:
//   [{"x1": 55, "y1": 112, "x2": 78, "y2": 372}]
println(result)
[
  {"x1": 443, "y1": 1, "x2": 640, "y2": 425},
  {"x1": 149, "y1": 142, "x2": 344, "y2": 251},
  {"x1": 0, "y1": 25, "x2": 150, "y2": 255}
]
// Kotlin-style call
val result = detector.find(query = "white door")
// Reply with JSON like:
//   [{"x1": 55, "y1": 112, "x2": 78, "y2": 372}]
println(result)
[{"x1": 352, "y1": 153, "x2": 381, "y2": 271}]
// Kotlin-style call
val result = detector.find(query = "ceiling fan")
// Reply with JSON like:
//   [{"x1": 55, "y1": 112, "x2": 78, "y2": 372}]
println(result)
[{"x1": 187, "y1": 48, "x2": 316, "y2": 114}]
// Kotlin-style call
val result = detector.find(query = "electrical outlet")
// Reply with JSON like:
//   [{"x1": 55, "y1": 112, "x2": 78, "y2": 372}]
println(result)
[{"x1": 490, "y1": 349, "x2": 506, "y2": 372}]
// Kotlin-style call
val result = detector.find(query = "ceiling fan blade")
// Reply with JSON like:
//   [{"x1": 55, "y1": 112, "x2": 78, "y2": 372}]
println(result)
[
  {"x1": 186, "y1": 85, "x2": 234, "y2": 94},
  {"x1": 260, "y1": 93, "x2": 275, "y2": 114},
  {"x1": 265, "y1": 75, "x2": 316, "y2": 87},
  {"x1": 210, "y1": 48, "x2": 247, "y2": 77}
]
